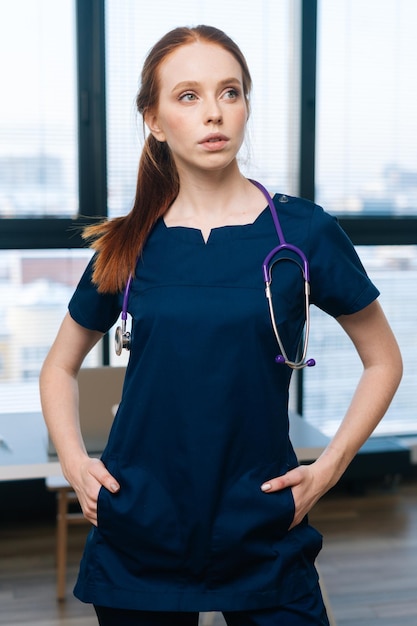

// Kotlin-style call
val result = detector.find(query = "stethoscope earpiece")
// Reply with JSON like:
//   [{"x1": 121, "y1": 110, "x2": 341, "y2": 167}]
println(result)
[{"x1": 275, "y1": 354, "x2": 316, "y2": 368}]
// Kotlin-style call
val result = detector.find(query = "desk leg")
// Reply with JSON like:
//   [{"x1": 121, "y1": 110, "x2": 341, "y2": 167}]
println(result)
[{"x1": 56, "y1": 489, "x2": 68, "y2": 601}]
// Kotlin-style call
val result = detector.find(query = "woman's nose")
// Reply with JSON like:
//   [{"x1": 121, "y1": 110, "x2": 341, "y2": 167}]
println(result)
[
  {"x1": 205, "y1": 100, "x2": 223, "y2": 124},
  {"x1": 206, "y1": 112, "x2": 222, "y2": 124}
]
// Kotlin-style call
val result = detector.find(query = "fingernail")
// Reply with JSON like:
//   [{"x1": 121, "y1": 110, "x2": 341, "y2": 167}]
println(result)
[
  {"x1": 110, "y1": 483, "x2": 120, "y2": 493},
  {"x1": 261, "y1": 483, "x2": 272, "y2": 492}
]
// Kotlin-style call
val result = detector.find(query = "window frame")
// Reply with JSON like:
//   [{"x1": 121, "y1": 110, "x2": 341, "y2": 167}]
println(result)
[{"x1": 1, "y1": 0, "x2": 415, "y2": 416}]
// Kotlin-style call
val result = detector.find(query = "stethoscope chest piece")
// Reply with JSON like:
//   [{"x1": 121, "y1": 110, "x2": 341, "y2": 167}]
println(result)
[
  {"x1": 115, "y1": 323, "x2": 131, "y2": 356},
  {"x1": 115, "y1": 273, "x2": 133, "y2": 356}
]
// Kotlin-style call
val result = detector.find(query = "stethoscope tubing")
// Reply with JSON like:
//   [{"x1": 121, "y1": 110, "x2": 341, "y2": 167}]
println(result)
[
  {"x1": 116, "y1": 179, "x2": 315, "y2": 368},
  {"x1": 250, "y1": 179, "x2": 314, "y2": 369}
]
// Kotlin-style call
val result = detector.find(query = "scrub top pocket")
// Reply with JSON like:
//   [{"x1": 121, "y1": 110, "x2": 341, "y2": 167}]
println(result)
[
  {"x1": 97, "y1": 458, "x2": 184, "y2": 579},
  {"x1": 209, "y1": 461, "x2": 295, "y2": 589}
]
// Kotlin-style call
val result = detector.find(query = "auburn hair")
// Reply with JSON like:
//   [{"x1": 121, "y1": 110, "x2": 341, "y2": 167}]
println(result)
[{"x1": 83, "y1": 25, "x2": 252, "y2": 293}]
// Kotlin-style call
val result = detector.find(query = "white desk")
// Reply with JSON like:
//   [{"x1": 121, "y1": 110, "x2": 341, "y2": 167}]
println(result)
[
  {"x1": 0, "y1": 411, "x2": 329, "y2": 482},
  {"x1": 289, "y1": 412, "x2": 330, "y2": 462},
  {"x1": 0, "y1": 412, "x2": 61, "y2": 481}
]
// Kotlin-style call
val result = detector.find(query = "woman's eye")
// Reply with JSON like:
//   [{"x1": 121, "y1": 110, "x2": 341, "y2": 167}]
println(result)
[
  {"x1": 223, "y1": 88, "x2": 239, "y2": 100},
  {"x1": 179, "y1": 92, "x2": 197, "y2": 102}
]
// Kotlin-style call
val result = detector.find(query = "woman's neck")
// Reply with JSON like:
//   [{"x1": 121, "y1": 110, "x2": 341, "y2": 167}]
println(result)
[{"x1": 164, "y1": 170, "x2": 269, "y2": 241}]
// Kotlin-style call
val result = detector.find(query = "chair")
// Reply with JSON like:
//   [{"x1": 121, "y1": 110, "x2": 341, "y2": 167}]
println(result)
[{"x1": 46, "y1": 475, "x2": 88, "y2": 600}]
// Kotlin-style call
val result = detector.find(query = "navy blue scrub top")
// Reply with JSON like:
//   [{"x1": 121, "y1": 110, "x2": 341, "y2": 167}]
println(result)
[{"x1": 70, "y1": 194, "x2": 379, "y2": 612}]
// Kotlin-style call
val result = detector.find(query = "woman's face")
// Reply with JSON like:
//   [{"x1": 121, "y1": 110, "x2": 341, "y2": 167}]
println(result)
[{"x1": 145, "y1": 41, "x2": 248, "y2": 177}]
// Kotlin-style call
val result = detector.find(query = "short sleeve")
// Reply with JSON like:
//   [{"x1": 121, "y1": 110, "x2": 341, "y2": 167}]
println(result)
[
  {"x1": 68, "y1": 255, "x2": 122, "y2": 332},
  {"x1": 308, "y1": 205, "x2": 380, "y2": 317}
]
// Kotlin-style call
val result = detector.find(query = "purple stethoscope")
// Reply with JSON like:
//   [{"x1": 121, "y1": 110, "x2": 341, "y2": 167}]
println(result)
[{"x1": 115, "y1": 179, "x2": 315, "y2": 369}]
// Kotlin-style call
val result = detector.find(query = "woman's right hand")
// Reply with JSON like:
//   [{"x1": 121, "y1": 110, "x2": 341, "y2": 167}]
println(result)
[
  {"x1": 70, "y1": 457, "x2": 120, "y2": 526},
  {"x1": 39, "y1": 314, "x2": 122, "y2": 525}
]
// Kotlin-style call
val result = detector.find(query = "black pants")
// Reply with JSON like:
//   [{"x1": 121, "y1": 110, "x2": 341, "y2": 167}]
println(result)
[{"x1": 94, "y1": 586, "x2": 330, "y2": 625}]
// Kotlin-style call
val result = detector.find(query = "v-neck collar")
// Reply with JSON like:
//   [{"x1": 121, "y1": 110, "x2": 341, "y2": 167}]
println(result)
[{"x1": 160, "y1": 199, "x2": 276, "y2": 244}]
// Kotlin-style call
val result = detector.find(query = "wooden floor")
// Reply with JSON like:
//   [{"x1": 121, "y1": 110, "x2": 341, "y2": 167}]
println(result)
[
  {"x1": 1, "y1": 479, "x2": 417, "y2": 625},
  {"x1": 312, "y1": 479, "x2": 417, "y2": 625}
]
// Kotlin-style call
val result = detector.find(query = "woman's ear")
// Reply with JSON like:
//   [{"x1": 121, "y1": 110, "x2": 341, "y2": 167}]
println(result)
[{"x1": 144, "y1": 110, "x2": 166, "y2": 143}]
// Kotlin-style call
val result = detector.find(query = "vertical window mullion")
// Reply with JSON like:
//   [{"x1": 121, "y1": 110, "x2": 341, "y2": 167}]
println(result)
[
  {"x1": 76, "y1": 0, "x2": 110, "y2": 364},
  {"x1": 297, "y1": 0, "x2": 318, "y2": 415},
  {"x1": 76, "y1": 0, "x2": 108, "y2": 219},
  {"x1": 299, "y1": 0, "x2": 317, "y2": 204}
]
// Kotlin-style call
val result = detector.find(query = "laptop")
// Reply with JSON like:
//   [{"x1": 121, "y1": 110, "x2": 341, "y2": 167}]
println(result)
[{"x1": 47, "y1": 366, "x2": 126, "y2": 456}]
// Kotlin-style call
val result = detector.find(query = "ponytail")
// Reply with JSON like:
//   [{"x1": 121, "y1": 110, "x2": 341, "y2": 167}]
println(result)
[
  {"x1": 83, "y1": 136, "x2": 179, "y2": 294},
  {"x1": 83, "y1": 25, "x2": 251, "y2": 294}
]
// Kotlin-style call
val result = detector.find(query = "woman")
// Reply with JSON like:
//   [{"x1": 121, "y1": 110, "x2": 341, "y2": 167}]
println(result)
[{"x1": 40, "y1": 25, "x2": 402, "y2": 626}]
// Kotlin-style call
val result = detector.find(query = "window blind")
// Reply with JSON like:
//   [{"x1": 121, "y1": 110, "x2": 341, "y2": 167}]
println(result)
[
  {"x1": 316, "y1": 0, "x2": 417, "y2": 217},
  {"x1": 0, "y1": 0, "x2": 78, "y2": 218},
  {"x1": 105, "y1": 0, "x2": 301, "y2": 220}
]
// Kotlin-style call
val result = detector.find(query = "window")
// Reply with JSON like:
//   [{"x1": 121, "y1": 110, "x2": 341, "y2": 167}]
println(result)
[
  {"x1": 0, "y1": 0, "x2": 78, "y2": 219},
  {"x1": 304, "y1": 0, "x2": 417, "y2": 436},
  {"x1": 0, "y1": 250, "x2": 101, "y2": 413},
  {"x1": 316, "y1": 0, "x2": 417, "y2": 217},
  {"x1": 304, "y1": 246, "x2": 416, "y2": 436},
  {"x1": 2, "y1": 1, "x2": 415, "y2": 440}
]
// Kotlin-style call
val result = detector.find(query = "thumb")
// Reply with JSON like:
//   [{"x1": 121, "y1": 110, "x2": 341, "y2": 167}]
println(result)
[{"x1": 88, "y1": 458, "x2": 120, "y2": 493}]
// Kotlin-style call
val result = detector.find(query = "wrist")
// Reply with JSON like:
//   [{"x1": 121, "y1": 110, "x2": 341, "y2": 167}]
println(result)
[
  {"x1": 59, "y1": 447, "x2": 90, "y2": 486},
  {"x1": 312, "y1": 445, "x2": 351, "y2": 493}
]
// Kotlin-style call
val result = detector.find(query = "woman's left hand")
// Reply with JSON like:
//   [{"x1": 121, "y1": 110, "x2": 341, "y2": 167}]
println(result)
[
  {"x1": 261, "y1": 464, "x2": 324, "y2": 529},
  {"x1": 260, "y1": 303, "x2": 403, "y2": 531}
]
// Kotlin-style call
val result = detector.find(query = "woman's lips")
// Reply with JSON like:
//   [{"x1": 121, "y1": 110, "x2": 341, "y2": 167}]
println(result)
[{"x1": 199, "y1": 133, "x2": 230, "y2": 150}]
